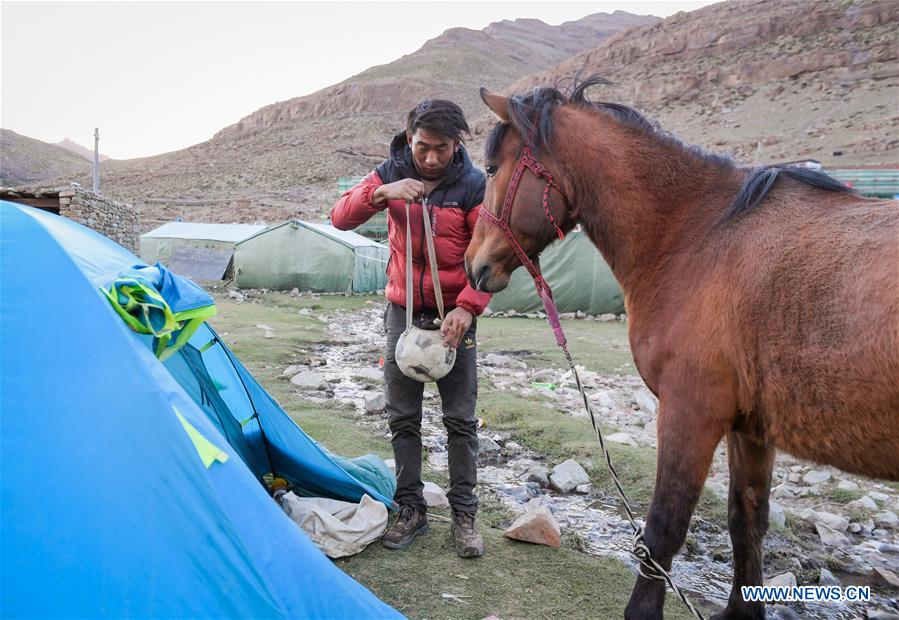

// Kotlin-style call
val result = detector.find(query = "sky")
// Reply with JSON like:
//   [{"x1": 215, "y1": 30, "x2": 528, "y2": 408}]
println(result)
[{"x1": 1, "y1": 1, "x2": 717, "y2": 160}]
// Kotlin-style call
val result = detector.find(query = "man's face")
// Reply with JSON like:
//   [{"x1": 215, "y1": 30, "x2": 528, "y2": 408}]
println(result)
[{"x1": 407, "y1": 128, "x2": 459, "y2": 180}]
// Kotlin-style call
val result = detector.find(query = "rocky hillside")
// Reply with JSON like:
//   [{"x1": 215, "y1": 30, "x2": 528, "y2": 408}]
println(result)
[
  {"x1": 56, "y1": 138, "x2": 110, "y2": 162},
  {"x1": 481, "y1": 0, "x2": 898, "y2": 168},
  {"x1": 1, "y1": 130, "x2": 91, "y2": 186},
  {"x1": 34, "y1": 11, "x2": 657, "y2": 230}
]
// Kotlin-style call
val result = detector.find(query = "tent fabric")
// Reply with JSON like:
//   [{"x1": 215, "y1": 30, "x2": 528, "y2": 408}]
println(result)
[
  {"x1": 234, "y1": 220, "x2": 389, "y2": 292},
  {"x1": 1, "y1": 202, "x2": 401, "y2": 619},
  {"x1": 488, "y1": 229, "x2": 626, "y2": 316}
]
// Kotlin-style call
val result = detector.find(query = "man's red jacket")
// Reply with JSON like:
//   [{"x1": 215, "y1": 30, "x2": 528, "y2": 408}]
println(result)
[{"x1": 331, "y1": 133, "x2": 491, "y2": 316}]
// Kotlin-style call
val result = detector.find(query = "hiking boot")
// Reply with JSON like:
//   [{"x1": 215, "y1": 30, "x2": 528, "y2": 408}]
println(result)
[
  {"x1": 451, "y1": 509, "x2": 484, "y2": 558},
  {"x1": 382, "y1": 505, "x2": 429, "y2": 550}
]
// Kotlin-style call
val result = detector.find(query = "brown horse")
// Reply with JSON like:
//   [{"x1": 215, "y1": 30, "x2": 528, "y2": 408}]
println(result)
[{"x1": 465, "y1": 76, "x2": 899, "y2": 619}]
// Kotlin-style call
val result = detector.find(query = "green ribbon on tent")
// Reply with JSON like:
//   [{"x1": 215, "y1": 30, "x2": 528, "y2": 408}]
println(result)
[
  {"x1": 174, "y1": 407, "x2": 229, "y2": 468},
  {"x1": 102, "y1": 277, "x2": 216, "y2": 361}
]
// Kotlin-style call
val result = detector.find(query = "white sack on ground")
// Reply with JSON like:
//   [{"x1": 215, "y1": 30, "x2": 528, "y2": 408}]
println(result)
[{"x1": 280, "y1": 492, "x2": 388, "y2": 558}]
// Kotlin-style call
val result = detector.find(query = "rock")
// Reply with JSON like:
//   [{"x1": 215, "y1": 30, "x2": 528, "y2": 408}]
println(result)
[
  {"x1": 289, "y1": 371, "x2": 328, "y2": 390},
  {"x1": 550, "y1": 459, "x2": 590, "y2": 493},
  {"x1": 483, "y1": 353, "x2": 527, "y2": 370},
  {"x1": 522, "y1": 465, "x2": 550, "y2": 487},
  {"x1": 503, "y1": 505, "x2": 561, "y2": 548},
  {"x1": 575, "y1": 483, "x2": 593, "y2": 494},
  {"x1": 816, "y1": 523, "x2": 850, "y2": 546},
  {"x1": 605, "y1": 432, "x2": 638, "y2": 447},
  {"x1": 264, "y1": 331, "x2": 274, "y2": 339},
  {"x1": 764, "y1": 572, "x2": 797, "y2": 588},
  {"x1": 868, "y1": 610, "x2": 899, "y2": 620},
  {"x1": 849, "y1": 496, "x2": 878, "y2": 511},
  {"x1": 797, "y1": 509, "x2": 849, "y2": 531},
  {"x1": 818, "y1": 568, "x2": 841, "y2": 586},
  {"x1": 478, "y1": 435, "x2": 502, "y2": 453},
  {"x1": 633, "y1": 389, "x2": 658, "y2": 416},
  {"x1": 769, "y1": 606, "x2": 801, "y2": 620},
  {"x1": 255, "y1": 323, "x2": 274, "y2": 331},
  {"x1": 559, "y1": 312, "x2": 576, "y2": 321},
  {"x1": 423, "y1": 481, "x2": 449, "y2": 508},
  {"x1": 355, "y1": 367, "x2": 383, "y2": 382},
  {"x1": 878, "y1": 543, "x2": 899, "y2": 554},
  {"x1": 874, "y1": 510, "x2": 898, "y2": 529},
  {"x1": 228, "y1": 290, "x2": 244, "y2": 301},
  {"x1": 384, "y1": 458, "x2": 396, "y2": 475},
  {"x1": 504, "y1": 441, "x2": 522, "y2": 453},
  {"x1": 848, "y1": 522, "x2": 862, "y2": 533},
  {"x1": 870, "y1": 567, "x2": 899, "y2": 588},
  {"x1": 298, "y1": 308, "x2": 312, "y2": 316},
  {"x1": 869, "y1": 491, "x2": 890, "y2": 503},
  {"x1": 575, "y1": 310, "x2": 586, "y2": 319},
  {"x1": 769, "y1": 501, "x2": 786, "y2": 528},
  {"x1": 289, "y1": 288, "x2": 300, "y2": 296},
  {"x1": 599, "y1": 313, "x2": 617, "y2": 321},
  {"x1": 873, "y1": 528, "x2": 890, "y2": 538},
  {"x1": 282, "y1": 365, "x2": 304, "y2": 378},
  {"x1": 802, "y1": 470, "x2": 831, "y2": 485},
  {"x1": 837, "y1": 479, "x2": 859, "y2": 492},
  {"x1": 364, "y1": 393, "x2": 386, "y2": 414}
]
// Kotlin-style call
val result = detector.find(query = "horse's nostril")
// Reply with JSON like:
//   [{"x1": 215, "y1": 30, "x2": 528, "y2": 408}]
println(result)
[{"x1": 475, "y1": 264, "x2": 491, "y2": 292}]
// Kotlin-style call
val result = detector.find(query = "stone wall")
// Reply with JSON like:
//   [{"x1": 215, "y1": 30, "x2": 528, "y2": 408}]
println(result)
[{"x1": 58, "y1": 187, "x2": 140, "y2": 252}]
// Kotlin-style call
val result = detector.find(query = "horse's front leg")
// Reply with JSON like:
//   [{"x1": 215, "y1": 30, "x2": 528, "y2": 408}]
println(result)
[
  {"x1": 711, "y1": 431, "x2": 775, "y2": 620},
  {"x1": 624, "y1": 390, "x2": 729, "y2": 620}
]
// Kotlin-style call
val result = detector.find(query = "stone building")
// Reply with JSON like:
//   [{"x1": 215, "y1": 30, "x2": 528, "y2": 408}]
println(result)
[{"x1": 0, "y1": 184, "x2": 139, "y2": 252}]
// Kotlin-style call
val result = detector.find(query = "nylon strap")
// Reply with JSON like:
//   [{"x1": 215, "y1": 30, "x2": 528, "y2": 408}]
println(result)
[
  {"x1": 405, "y1": 197, "x2": 445, "y2": 329},
  {"x1": 421, "y1": 197, "x2": 445, "y2": 321}
]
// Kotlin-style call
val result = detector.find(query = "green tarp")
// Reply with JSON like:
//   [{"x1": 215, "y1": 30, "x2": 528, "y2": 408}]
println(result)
[
  {"x1": 234, "y1": 220, "x2": 388, "y2": 292},
  {"x1": 488, "y1": 230, "x2": 625, "y2": 316}
]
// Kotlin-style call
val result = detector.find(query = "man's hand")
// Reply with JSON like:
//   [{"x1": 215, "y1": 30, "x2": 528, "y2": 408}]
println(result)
[
  {"x1": 441, "y1": 307, "x2": 473, "y2": 348},
  {"x1": 372, "y1": 179, "x2": 425, "y2": 205}
]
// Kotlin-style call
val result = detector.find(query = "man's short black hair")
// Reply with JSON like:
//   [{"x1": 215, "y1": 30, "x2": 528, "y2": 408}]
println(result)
[{"x1": 406, "y1": 99, "x2": 470, "y2": 141}]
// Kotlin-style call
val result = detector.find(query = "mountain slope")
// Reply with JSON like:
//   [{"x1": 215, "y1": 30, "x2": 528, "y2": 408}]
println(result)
[
  {"x1": 1, "y1": 129, "x2": 92, "y2": 186},
  {"x1": 480, "y1": 0, "x2": 898, "y2": 168},
  {"x1": 56, "y1": 138, "x2": 110, "y2": 162}
]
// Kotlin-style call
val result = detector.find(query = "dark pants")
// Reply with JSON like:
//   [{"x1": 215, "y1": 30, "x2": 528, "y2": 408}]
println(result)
[{"x1": 383, "y1": 302, "x2": 479, "y2": 515}]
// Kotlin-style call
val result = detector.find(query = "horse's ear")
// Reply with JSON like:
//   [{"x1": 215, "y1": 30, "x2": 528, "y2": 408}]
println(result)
[{"x1": 480, "y1": 87, "x2": 510, "y2": 122}]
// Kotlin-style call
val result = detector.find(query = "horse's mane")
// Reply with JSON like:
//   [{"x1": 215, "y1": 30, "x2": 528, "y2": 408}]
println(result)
[{"x1": 485, "y1": 74, "x2": 854, "y2": 218}]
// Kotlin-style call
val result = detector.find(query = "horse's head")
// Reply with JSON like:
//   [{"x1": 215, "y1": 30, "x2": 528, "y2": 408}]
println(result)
[{"x1": 465, "y1": 87, "x2": 577, "y2": 294}]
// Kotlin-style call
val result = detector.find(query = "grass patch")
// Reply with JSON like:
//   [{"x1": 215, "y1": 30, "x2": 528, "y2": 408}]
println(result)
[
  {"x1": 338, "y1": 493, "x2": 709, "y2": 619},
  {"x1": 478, "y1": 317, "x2": 637, "y2": 375}
]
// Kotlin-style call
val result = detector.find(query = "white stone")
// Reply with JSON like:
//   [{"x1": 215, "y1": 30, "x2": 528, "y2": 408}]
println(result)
[
  {"x1": 550, "y1": 459, "x2": 590, "y2": 493},
  {"x1": 483, "y1": 353, "x2": 527, "y2": 370},
  {"x1": 355, "y1": 367, "x2": 383, "y2": 382},
  {"x1": 797, "y1": 509, "x2": 849, "y2": 531},
  {"x1": 849, "y1": 496, "x2": 878, "y2": 511},
  {"x1": 606, "y1": 432, "x2": 638, "y2": 447},
  {"x1": 364, "y1": 393, "x2": 386, "y2": 414},
  {"x1": 816, "y1": 523, "x2": 850, "y2": 546},
  {"x1": 837, "y1": 480, "x2": 859, "y2": 492},
  {"x1": 289, "y1": 371, "x2": 328, "y2": 390},
  {"x1": 478, "y1": 435, "x2": 502, "y2": 453},
  {"x1": 874, "y1": 511, "x2": 898, "y2": 529},
  {"x1": 575, "y1": 483, "x2": 593, "y2": 494},
  {"x1": 634, "y1": 389, "x2": 658, "y2": 416},
  {"x1": 282, "y1": 365, "x2": 304, "y2": 378},
  {"x1": 422, "y1": 481, "x2": 449, "y2": 508},
  {"x1": 802, "y1": 470, "x2": 832, "y2": 485},
  {"x1": 868, "y1": 491, "x2": 890, "y2": 503},
  {"x1": 769, "y1": 501, "x2": 786, "y2": 528},
  {"x1": 818, "y1": 568, "x2": 841, "y2": 586},
  {"x1": 764, "y1": 572, "x2": 797, "y2": 588}
]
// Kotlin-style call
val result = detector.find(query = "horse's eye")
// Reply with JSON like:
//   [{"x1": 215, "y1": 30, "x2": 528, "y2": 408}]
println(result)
[{"x1": 485, "y1": 164, "x2": 497, "y2": 177}]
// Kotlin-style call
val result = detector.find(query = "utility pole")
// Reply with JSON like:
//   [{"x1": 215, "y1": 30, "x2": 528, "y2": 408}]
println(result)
[{"x1": 92, "y1": 127, "x2": 100, "y2": 193}]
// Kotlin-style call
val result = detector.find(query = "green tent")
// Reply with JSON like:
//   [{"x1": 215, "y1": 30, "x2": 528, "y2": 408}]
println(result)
[
  {"x1": 488, "y1": 229, "x2": 625, "y2": 315},
  {"x1": 141, "y1": 222, "x2": 267, "y2": 264},
  {"x1": 234, "y1": 220, "x2": 388, "y2": 292}
]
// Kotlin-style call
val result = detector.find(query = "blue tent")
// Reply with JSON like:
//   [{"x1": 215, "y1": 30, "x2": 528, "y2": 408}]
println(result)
[{"x1": 0, "y1": 202, "x2": 401, "y2": 619}]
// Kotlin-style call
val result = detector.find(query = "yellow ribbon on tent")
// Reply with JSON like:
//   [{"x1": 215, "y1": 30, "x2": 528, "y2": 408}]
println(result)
[{"x1": 101, "y1": 277, "x2": 216, "y2": 361}]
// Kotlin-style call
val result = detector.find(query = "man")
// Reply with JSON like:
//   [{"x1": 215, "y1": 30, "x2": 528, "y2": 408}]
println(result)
[{"x1": 331, "y1": 99, "x2": 490, "y2": 558}]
